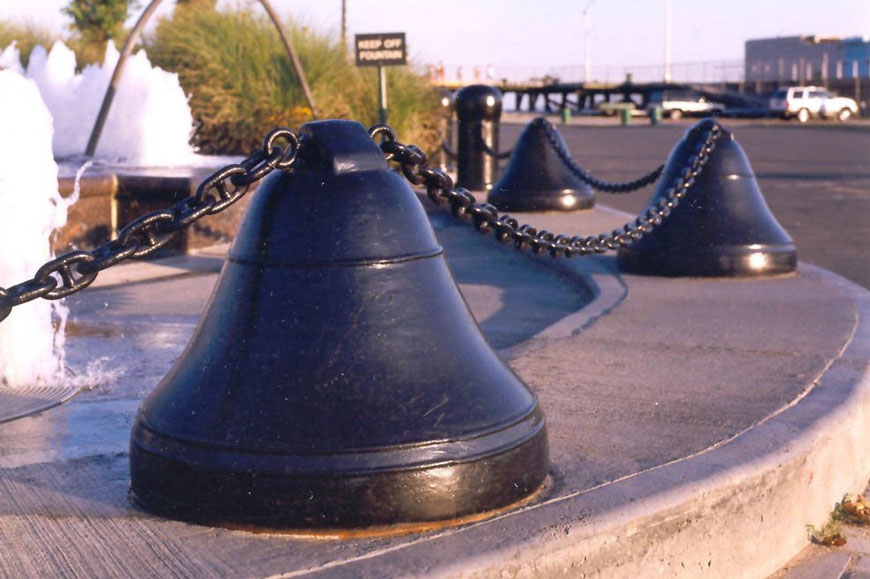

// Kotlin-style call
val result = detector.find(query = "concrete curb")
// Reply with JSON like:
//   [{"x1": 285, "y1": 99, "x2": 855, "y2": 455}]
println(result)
[
  {"x1": 292, "y1": 263, "x2": 870, "y2": 579},
  {"x1": 54, "y1": 208, "x2": 870, "y2": 578},
  {"x1": 433, "y1": 264, "x2": 870, "y2": 578},
  {"x1": 528, "y1": 204, "x2": 633, "y2": 340},
  {"x1": 529, "y1": 256, "x2": 626, "y2": 341}
]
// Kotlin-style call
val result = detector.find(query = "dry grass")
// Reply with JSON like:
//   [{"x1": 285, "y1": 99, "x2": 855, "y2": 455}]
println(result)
[{"x1": 0, "y1": 21, "x2": 63, "y2": 68}]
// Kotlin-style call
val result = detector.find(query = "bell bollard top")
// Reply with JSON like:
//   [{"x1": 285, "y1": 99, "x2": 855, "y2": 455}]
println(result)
[
  {"x1": 230, "y1": 120, "x2": 440, "y2": 267},
  {"x1": 455, "y1": 84, "x2": 503, "y2": 121},
  {"x1": 618, "y1": 118, "x2": 797, "y2": 277}
]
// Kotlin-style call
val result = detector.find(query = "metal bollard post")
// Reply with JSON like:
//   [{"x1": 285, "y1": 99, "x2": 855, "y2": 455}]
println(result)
[
  {"x1": 650, "y1": 106, "x2": 662, "y2": 126},
  {"x1": 455, "y1": 85, "x2": 503, "y2": 191},
  {"x1": 561, "y1": 106, "x2": 572, "y2": 125},
  {"x1": 620, "y1": 106, "x2": 632, "y2": 126}
]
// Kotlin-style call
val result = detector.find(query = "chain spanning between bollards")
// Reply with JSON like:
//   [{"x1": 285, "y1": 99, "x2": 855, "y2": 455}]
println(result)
[
  {"x1": 0, "y1": 128, "x2": 300, "y2": 323},
  {"x1": 480, "y1": 140, "x2": 513, "y2": 160},
  {"x1": 440, "y1": 140, "x2": 457, "y2": 160},
  {"x1": 370, "y1": 122, "x2": 721, "y2": 258},
  {"x1": 540, "y1": 119, "x2": 665, "y2": 193}
]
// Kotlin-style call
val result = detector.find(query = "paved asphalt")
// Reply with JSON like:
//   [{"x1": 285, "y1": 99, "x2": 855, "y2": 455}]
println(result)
[{"x1": 501, "y1": 119, "x2": 870, "y2": 290}]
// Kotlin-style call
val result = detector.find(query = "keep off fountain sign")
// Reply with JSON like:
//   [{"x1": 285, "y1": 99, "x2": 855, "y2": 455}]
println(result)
[
  {"x1": 354, "y1": 33, "x2": 406, "y2": 67},
  {"x1": 355, "y1": 33, "x2": 407, "y2": 124}
]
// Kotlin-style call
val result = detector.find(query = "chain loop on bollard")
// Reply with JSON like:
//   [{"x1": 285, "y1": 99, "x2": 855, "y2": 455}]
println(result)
[
  {"x1": 371, "y1": 122, "x2": 721, "y2": 259},
  {"x1": 539, "y1": 119, "x2": 665, "y2": 193},
  {"x1": 0, "y1": 127, "x2": 301, "y2": 323}
]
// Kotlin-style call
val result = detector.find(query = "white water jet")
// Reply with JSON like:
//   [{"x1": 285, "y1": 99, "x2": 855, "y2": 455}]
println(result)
[
  {"x1": 0, "y1": 43, "x2": 23, "y2": 74},
  {"x1": 0, "y1": 70, "x2": 71, "y2": 387},
  {"x1": 2, "y1": 40, "x2": 196, "y2": 167}
]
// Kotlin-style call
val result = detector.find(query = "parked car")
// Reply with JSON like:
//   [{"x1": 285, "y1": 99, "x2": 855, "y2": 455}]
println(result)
[
  {"x1": 646, "y1": 90, "x2": 725, "y2": 119},
  {"x1": 768, "y1": 86, "x2": 859, "y2": 122}
]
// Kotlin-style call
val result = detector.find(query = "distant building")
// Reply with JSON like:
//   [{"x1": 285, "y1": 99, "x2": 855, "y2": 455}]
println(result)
[{"x1": 745, "y1": 35, "x2": 870, "y2": 83}]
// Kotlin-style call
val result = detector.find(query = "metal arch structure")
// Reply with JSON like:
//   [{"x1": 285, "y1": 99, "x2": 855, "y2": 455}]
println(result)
[{"x1": 85, "y1": 0, "x2": 318, "y2": 157}]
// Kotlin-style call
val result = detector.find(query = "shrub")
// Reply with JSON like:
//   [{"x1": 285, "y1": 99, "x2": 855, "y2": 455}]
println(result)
[
  {"x1": 0, "y1": 21, "x2": 62, "y2": 68},
  {"x1": 62, "y1": 0, "x2": 139, "y2": 65},
  {"x1": 145, "y1": 3, "x2": 438, "y2": 155}
]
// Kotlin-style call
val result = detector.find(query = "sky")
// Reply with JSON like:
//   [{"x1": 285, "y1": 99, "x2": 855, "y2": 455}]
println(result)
[{"x1": 4, "y1": 0, "x2": 870, "y2": 78}]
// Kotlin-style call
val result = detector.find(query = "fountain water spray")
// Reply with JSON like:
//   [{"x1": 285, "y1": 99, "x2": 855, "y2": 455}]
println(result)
[
  {"x1": 2, "y1": 40, "x2": 195, "y2": 166},
  {"x1": 0, "y1": 70, "x2": 73, "y2": 387}
]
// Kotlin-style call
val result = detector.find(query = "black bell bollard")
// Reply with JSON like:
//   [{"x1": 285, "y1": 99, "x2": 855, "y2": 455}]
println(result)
[
  {"x1": 617, "y1": 119, "x2": 797, "y2": 277},
  {"x1": 488, "y1": 117, "x2": 595, "y2": 212},
  {"x1": 129, "y1": 120, "x2": 548, "y2": 528},
  {"x1": 455, "y1": 84, "x2": 502, "y2": 191}
]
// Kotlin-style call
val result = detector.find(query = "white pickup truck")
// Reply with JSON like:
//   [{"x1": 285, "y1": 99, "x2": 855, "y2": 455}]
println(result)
[
  {"x1": 769, "y1": 86, "x2": 859, "y2": 122},
  {"x1": 646, "y1": 89, "x2": 725, "y2": 119}
]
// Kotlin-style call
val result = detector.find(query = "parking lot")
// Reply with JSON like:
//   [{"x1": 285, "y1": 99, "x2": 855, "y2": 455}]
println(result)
[{"x1": 502, "y1": 118, "x2": 870, "y2": 289}]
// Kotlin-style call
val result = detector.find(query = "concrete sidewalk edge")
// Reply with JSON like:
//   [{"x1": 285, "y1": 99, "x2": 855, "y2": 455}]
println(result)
[
  {"x1": 287, "y1": 262, "x2": 867, "y2": 579},
  {"x1": 62, "y1": 228, "x2": 870, "y2": 578},
  {"x1": 422, "y1": 263, "x2": 870, "y2": 578}
]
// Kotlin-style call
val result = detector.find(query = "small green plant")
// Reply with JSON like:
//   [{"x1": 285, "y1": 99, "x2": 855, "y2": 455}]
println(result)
[
  {"x1": 807, "y1": 499, "x2": 851, "y2": 547},
  {"x1": 806, "y1": 520, "x2": 846, "y2": 547}
]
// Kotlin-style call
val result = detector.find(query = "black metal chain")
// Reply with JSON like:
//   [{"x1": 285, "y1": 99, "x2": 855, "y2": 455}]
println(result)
[
  {"x1": 480, "y1": 140, "x2": 513, "y2": 160},
  {"x1": 0, "y1": 128, "x2": 300, "y2": 323},
  {"x1": 540, "y1": 118, "x2": 665, "y2": 193},
  {"x1": 440, "y1": 140, "x2": 457, "y2": 160},
  {"x1": 370, "y1": 122, "x2": 721, "y2": 258}
]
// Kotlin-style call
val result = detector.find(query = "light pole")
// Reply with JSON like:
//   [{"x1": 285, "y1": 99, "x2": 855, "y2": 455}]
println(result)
[
  {"x1": 341, "y1": 0, "x2": 347, "y2": 49},
  {"x1": 583, "y1": 0, "x2": 595, "y2": 83},
  {"x1": 664, "y1": 0, "x2": 672, "y2": 82}
]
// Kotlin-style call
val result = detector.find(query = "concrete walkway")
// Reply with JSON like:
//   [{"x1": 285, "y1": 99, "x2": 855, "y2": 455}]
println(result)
[{"x1": 0, "y1": 202, "x2": 867, "y2": 578}]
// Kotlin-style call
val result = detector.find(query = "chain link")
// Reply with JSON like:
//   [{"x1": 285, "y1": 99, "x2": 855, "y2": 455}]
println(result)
[
  {"x1": 0, "y1": 128, "x2": 300, "y2": 323},
  {"x1": 370, "y1": 122, "x2": 721, "y2": 259},
  {"x1": 539, "y1": 118, "x2": 665, "y2": 193}
]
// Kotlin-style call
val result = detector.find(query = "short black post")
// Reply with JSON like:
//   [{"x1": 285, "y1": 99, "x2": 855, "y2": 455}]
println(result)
[{"x1": 455, "y1": 85, "x2": 502, "y2": 191}]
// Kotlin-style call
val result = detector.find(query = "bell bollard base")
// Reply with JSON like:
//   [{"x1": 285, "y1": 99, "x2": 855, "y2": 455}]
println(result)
[
  {"x1": 618, "y1": 244, "x2": 798, "y2": 277},
  {"x1": 129, "y1": 409, "x2": 548, "y2": 529},
  {"x1": 488, "y1": 192, "x2": 595, "y2": 213}
]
